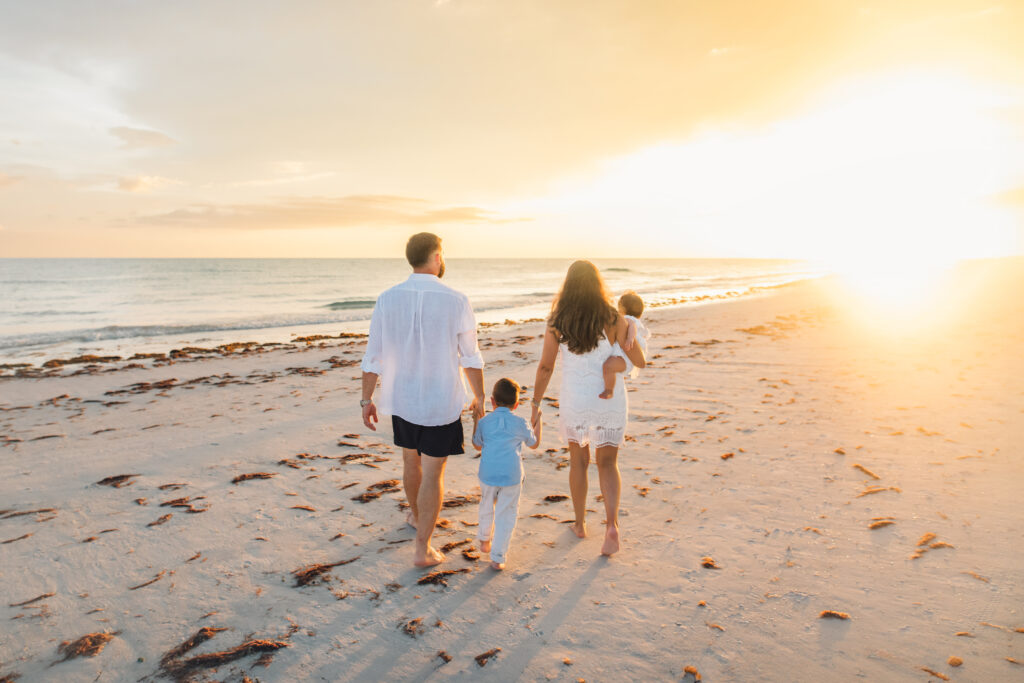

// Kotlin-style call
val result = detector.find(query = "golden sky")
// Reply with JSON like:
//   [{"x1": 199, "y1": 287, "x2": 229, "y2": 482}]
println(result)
[{"x1": 1, "y1": 0, "x2": 1022, "y2": 261}]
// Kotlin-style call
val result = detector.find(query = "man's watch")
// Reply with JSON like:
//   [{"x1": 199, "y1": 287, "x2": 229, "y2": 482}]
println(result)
[{"x1": 360, "y1": 399, "x2": 373, "y2": 407}]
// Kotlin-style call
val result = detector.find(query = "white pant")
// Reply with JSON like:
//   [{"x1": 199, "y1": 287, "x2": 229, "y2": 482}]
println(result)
[{"x1": 477, "y1": 482, "x2": 522, "y2": 564}]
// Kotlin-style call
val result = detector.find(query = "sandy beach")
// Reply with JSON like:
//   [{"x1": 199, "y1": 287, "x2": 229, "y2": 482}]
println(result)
[{"x1": 1, "y1": 264, "x2": 1022, "y2": 682}]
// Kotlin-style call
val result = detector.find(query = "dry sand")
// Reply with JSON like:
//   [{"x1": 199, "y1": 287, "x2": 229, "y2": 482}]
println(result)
[{"x1": 1, "y1": 261, "x2": 1022, "y2": 682}]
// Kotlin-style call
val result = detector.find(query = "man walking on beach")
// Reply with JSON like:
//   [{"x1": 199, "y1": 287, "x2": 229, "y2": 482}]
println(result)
[{"x1": 360, "y1": 233, "x2": 486, "y2": 567}]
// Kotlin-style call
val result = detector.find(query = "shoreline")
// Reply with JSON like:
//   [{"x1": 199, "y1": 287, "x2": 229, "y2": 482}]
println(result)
[{"x1": 0, "y1": 278, "x2": 816, "y2": 378}]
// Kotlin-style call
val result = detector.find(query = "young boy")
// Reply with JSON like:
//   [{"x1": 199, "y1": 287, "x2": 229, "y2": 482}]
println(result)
[
  {"x1": 599, "y1": 291, "x2": 651, "y2": 399},
  {"x1": 472, "y1": 378, "x2": 542, "y2": 570}
]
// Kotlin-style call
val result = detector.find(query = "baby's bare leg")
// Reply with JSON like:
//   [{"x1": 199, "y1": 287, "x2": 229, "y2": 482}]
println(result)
[{"x1": 599, "y1": 356, "x2": 627, "y2": 399}]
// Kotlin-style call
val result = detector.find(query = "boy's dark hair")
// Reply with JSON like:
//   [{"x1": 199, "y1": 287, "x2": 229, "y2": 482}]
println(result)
[
  {"x1": 492, "y1": 378, "x2": 520, "y2": 407},
  {"x1": 406, "y1": 232, "x2": 442, "y2": 268},
  {"x1": 619, "y1": 291, "x2": 644, "y2": 318}
]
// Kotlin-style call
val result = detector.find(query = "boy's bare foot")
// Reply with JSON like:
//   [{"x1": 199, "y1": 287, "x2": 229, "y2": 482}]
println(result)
[
  {"x1": 413, "y1": 545, "x2": 446, "y2": 567},
  {"x1": 490, "y1": 561, "x2": 505, "y2": 571},
  {"x1": 479, "y1": 539, "x2": 491, "y2": 553},
  {"x1": 598, "y1": 388, "x2": 614, "y2": 399},
  {"x1": 601, "y1": 526, "x2": 620, "y2": 556},
  {"x1": 572, "y1": 520, "x2": 587, "y2": 538},
  {"x1": 405, "y1": 511, "x2": 417, "y2": 531}
]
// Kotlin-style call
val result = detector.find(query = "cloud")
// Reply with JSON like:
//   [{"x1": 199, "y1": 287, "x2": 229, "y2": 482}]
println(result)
[
  {"x1": 225, "y1": 172, "x2": 336, "y2": 188},
  {"x1": 117, "y1": 175, "x2": 178, "y2": 192},
  {"x1": 139, "y1": 194, "x2": 526, "y2": 229},
  {"x1": 110, "y1": 126, "x2": 176, "y2": 149},
  {"x1": 0, "y1": 172, "x2": 23, "y2": 187}
]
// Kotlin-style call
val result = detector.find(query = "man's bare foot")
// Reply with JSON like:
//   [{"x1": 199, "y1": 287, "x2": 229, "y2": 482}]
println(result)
[
  {"x1": 479, "y1": 539, "x2": 491, "y2": 553},
  {"x1": 601, "y1": 525, "x2": 620, "y2": 556},
  {"x1": 405, "y1": 511, "x2": 417, "y2": 531},
  {"x1": 598, "y1": 388, "x2": 614, "y2": 399},
  {"x1": 413, "y1": 545, "x2": 446, "y2": 567},
  {"x1": 572, "y1": 520, "x2": 587, "y2": 538},
  {"x1": 490, "y1": 561, "x2": 505, "y2": 570}
]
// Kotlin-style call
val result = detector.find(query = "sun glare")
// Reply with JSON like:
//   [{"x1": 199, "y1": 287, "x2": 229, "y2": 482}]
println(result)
[{"x1": 508, "y1": 70, "x2": 1023, "y2": 263}]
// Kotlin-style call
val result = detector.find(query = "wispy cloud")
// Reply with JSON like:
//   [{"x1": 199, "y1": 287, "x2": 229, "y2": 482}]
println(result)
[
  {"x1": 117, "y1": 175, "x2": 179, "y2": 192},
  {"x1": 110, "y1": 126, "x2": 176, "y2": 149},
  {"x1": 139, "y1": 194, "x2": 526, "y2": 229},
  {"x1": 225, "y1": 172, "x2": 336, "y2": 188},
  {"x1": 0, "y1": 172, "x2": 23, "y2": 187}
]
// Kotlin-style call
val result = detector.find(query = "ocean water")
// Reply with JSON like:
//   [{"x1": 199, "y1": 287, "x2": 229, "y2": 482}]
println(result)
[{"x1": 0, "y1": 258, "x2": 822, "y2": 365}]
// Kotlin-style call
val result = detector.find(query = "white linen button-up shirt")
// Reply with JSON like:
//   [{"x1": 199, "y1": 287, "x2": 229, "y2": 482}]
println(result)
[{"x1": 360, "y1": 273, "x2": 484, "y2": 426}]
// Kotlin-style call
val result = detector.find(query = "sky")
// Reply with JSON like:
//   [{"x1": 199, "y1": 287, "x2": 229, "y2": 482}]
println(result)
[{"x1": 1, "y1": 0, "x2": 1022, "y2": 262}]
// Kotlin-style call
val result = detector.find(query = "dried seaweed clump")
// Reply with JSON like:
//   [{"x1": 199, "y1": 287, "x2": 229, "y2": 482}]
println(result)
[
  {"x1": 440, "y1": 539, "x2": 472, "y2": 553},
  {"x1": 819, "y1": 610, "x2": 850, "y2": 620},
  {"x1": 475, "y1": 648, "x2": 501, "y2": 667},
  {"x1": 292, "y1": 557, "x2": 360, "y2": 587},
  {"x1": 683, "y1": 664, "x2": 702, "y2": 681},
  {"x1": 160, "y1": 626, "x2": 228, "y2": 666},
  {"x1": 442, "y1": 494, "x2": 480, "y2": 509},
  {"x1": 543, "y1": 494, "x2": 569, "y2": 502},
  {"x1": 161, "y1": 639, "x2": 290, "y2": 682},
  {"x1": 417, "y1": 569, "x2": 470, "y2": 586},
  {"x1": 96, "y1": 474, "x2": 141, "y2": 488},
  {"x1": 232, "y1": 472, "x2": 276, "y2": 484},
  {"x1": 56, "y1": 631, "x2": 119, "y2": 661},
  {"x1": 400, "y1": 618, "x2": 425, "y2": 638},
  {"x1": 700, "y1": 556, "x2": 720, "y2": 569}
]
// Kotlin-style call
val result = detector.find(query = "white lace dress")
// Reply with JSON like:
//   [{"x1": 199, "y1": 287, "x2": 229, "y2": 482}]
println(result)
[{"x1": 558, "y1": 338, "x2": 627, "y2": 448}]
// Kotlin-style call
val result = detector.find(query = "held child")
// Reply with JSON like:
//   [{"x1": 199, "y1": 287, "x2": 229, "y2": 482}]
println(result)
[
  {"x1": 471, "y1": 378, "x2": 542, "y2": 570},
  {"x1": 599, "y1": 291, "x2": 651, "y2": 399}
]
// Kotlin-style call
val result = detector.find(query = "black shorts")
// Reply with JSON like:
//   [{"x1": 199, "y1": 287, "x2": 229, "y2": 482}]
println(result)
[{"x1": 392, "y1": 415, "x2": 464, "y2": 458}]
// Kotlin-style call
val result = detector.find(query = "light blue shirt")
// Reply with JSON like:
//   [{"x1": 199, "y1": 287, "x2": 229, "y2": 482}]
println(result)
[{"x1": 473, "y1": 407, "x2": 535, "y2": 487}]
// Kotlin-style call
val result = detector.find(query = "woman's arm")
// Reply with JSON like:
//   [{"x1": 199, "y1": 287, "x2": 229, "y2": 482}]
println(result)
[
  {"x1": 616, "y1": 317, "x2": 645, "y2": 369},
  {"x1": 531, "y1": 327, "x2": 559, "y2": 423}
]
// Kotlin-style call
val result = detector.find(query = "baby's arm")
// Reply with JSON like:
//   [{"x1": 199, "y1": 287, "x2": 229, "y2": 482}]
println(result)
[
  {"x1": 623, "y1": 317, "x2": 637, "y2": 351},
  {"x1": 528, "y1": 411, "x2": 542, "y2": 449}
]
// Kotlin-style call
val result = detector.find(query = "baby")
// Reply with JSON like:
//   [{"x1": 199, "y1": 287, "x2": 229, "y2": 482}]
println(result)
[
  {"x1": 472, "y1": 378, "x2": 542, "y2": 570},
  {"x1": 600, "y1": 291, "x2": 650, "y2": 399}
]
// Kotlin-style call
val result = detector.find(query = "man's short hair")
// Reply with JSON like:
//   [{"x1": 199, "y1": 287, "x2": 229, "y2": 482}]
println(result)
[
  {"x1": 406, "y1": 232, "x2": 442, "y2": 268},
  {"x1": 492, "y1": 378, "x2": 520, "y2": 407},
  {"x1": 619, "y1": 291, "x2": 644, "y2": 318}
]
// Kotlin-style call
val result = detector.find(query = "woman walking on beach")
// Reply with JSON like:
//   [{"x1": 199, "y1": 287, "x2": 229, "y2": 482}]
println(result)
[{"x1": 531, "y1": 261, "x2": 645, "y2": 555}]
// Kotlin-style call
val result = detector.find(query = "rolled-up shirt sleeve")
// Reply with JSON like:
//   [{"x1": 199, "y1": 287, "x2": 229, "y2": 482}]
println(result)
[
  {"x1": 457, "y1": 296, "x2": 484, "y2": 369},
  {"x1": 360, "y1": 297, "x2": 384, "y2": 374},
  {"x1": 519, "y1": 419, "x2": 536, "y2": 446}
]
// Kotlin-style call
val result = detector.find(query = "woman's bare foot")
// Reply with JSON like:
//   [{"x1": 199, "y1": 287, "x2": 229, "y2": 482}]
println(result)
[
  {"x1": 413, "y1": 545, "x2": 445, "y2": 567},
  {"x1": 598, "y1": 387, "x2": 614, "y2": 399},
  {"x1": 490, "y1": 561, "x2": 505, "y2": 570},
  {"x1": 405, "y1": 511, "x2": 417, "y2": 531},
  {"x1": 479, "y1": 539, "x2": 491, "y2": 553},
  {"x1": 601, "y1": 525, "x2": 620, "y2": 556},
  {"x1": 572, "y1": 520, "x2": 587, "y2": 538}
]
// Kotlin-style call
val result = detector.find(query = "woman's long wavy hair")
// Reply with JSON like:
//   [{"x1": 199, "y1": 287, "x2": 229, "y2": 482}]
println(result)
[{"x1": 549, "y1": 260, "x2": 618, "y2": 354}]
